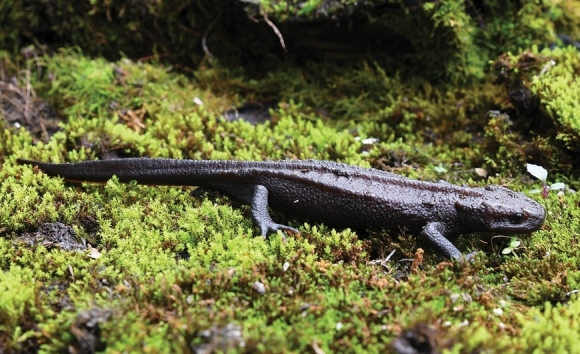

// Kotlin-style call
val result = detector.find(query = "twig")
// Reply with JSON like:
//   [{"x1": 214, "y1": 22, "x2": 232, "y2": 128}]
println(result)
[
  {"x1": 367, "y1": 249, "x2": 396, "y2": 268},
  {"x1": 138, "y1": 53, "x2": 170, "y2": 62},
  {"x1": 0, "y1": 55, "x2": 5, "y2": 82},
  {"x1": 0, "y1": 82, "x2": 29, "y2": 112},
  {"x1": 261, "y1": 9, "x2": 287, "y2": 52},
  {"x1": 202, "y1": 12, "x2": 222, "y2": 61},
  {"x1": 24, "y1": 66, "x2": 31, "y2": 123},
  {"x1": 0, "y1": 91, "x2": 28, "y2": 114}
]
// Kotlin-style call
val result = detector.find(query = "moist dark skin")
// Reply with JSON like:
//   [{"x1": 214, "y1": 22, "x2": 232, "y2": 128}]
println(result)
[{"x1": 17, "y1": 158, "x2": 546, "y2": 259}]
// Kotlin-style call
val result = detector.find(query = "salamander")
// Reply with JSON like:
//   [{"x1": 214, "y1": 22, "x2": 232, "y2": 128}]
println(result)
[{"x1": 17, "y1": 158, "x2": 546, "y2": 259}]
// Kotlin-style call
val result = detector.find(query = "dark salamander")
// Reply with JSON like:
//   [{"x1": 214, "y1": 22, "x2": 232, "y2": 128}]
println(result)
[{"x1": 17, "y1": 158, "x2": 546, "y2": 259}]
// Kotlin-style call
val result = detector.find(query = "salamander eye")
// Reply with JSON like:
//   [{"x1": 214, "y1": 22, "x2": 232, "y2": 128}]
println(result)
[{"x1": 509, "y1": 211, "x2": 525, "y2": 224}]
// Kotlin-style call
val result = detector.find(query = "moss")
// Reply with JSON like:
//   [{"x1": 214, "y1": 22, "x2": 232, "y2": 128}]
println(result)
[
  {"x1": 490, "y1": 46, "x2": 580, "y2": 175},
  {"x1": 1, "y1": 1, "x2": 580, "y2": 352},
  {"x1": 516, "y1": 297, "x2": 580, "y2": 352},
  {"x1": 0, "y1": 262, "x2": 40, "y2": 352},
  {"x1": 0, "y1": 46, "x2": 572, "y2": 353},
  {"x1": 0, "y1": 0, "x2": 570, "y2": 83},
  {"x1": 530, "y1": 47, "x2": 580, "y2": 149}
]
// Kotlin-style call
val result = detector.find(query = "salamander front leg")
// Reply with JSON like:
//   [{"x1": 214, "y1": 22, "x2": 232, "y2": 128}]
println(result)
[
  {"x1": 251, "y1": 185, "x2": 300, "y2": 240},
  {"x1": 420, "y1": 222, "x2": 467, "y2": 260}
]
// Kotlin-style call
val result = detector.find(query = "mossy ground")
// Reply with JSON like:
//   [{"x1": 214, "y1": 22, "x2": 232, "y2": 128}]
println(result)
[{"x1": 2, "y1": 1, "x2": 580, "y2": 353}]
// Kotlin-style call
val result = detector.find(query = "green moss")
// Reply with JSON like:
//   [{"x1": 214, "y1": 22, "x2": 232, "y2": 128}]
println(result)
[
  {"x1": 530, "y1": 47, "x2": 580, "y2": 149},
  {"x1": 0, "y1": 263, "x2": 39, "y2": 351},
  {"x1": 0, "y1": 47, "x2": 568, "y2": 352},
  {"x1": 0, "y1": 0, "x2": 571, "y2": 83},
  {"x1": 489, "y1": 46, "x2": 580, "y2": 175},
  {"x1": 1, "y1": 1, "x2": 580, "y2": 351},
  {"x1": 516, "y1": 297, "x2": 580, "y2": 352}
]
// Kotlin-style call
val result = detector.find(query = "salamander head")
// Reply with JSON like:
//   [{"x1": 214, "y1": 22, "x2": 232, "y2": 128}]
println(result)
[{"x1": 456, "y1": 185, "x2": 546, "y2": 234}]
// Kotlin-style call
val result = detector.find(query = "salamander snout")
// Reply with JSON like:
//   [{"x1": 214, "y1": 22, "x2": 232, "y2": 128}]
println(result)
[
  {"x1": 482, "y1": 197, "x2": 546, "y2": 233},
  {"x1": 522, "y1": 201, "x2": 546, "y2": 230}
]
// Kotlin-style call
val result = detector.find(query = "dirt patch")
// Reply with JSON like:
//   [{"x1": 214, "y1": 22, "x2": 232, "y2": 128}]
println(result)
[
  {"x1": 15, "y1": 222, "x2": 87, "y2": 251},
  {"x1": 390, "y1": 322, "x2": 448, "y2": 354},
  {"x1": 193, "y1": 323, "x2": 245, "y2": 354},
  {"x1": 0, "y1": 76, "x2": 60, "y2": 143},
  {"x1": 223, "y1": 102, "x2": 275, "y2": 124},
  {"x1": 69, "y1": 308, "x2": 111, "y2": 354}
]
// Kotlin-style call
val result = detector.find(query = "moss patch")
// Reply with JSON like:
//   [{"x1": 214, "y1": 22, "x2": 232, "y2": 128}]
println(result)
[{"x1": 1, "y1": 1, "x2": 580, "y2": 352}]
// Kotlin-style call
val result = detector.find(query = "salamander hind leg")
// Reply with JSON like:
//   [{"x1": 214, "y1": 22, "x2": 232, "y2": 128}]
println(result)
[{"x1": 251, "y1": 185, "x2": 300, "y2": 240}]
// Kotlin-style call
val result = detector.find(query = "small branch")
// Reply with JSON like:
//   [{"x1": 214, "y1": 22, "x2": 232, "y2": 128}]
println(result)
[
  {"x1": 202, "y1": 12, "x2": 222, "y2": 61},
  {"x1": 138, "y1": 53, "x2": 170, "y2": 62},
  {"x1": 261, "y1": 9, "x2": 287, "y2": 53}
]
